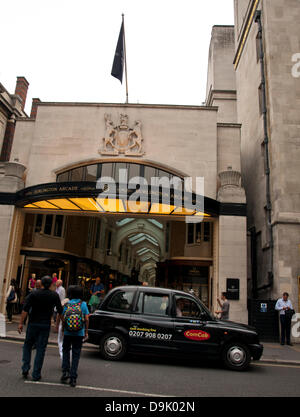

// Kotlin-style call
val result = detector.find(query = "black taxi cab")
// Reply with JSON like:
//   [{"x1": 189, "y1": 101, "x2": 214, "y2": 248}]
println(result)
[{"x1": 87, "y1": 286, "x2": 263, "y2": 371}]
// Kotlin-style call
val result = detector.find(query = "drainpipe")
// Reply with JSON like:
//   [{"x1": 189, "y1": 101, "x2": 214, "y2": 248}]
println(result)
[{"x1": 254, "y1": 10, "x2": 274, "y2": 293}]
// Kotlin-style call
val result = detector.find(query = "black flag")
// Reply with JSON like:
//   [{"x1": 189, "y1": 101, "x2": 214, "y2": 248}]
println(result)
[{"x1": 111, "y1": 21, "x2": 124, "y2": 83}]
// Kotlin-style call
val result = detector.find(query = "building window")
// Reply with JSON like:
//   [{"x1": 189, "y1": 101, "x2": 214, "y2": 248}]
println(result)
[
  {"x1": 54, "y1": 215, "x2": 64, "y2": 237},
  {"x1": 186, "y1": 222, "x2": 211, "y2": 245},
  {"x1": 35, "y1": 214, "x2": 43, "y2": 233},
  {"x1": 118, "y1": 243, "x2": 123, "y2": 262},
  {"x1": 94, "y1": 219, "x2": 101, "y2": 249},
  {"x1": 35, "y1": 214, "x2": 65, "y2": 238},
  {"x1": 56, "y1": 162, "x2": 184, "y2": 188},
  {"x1": 106, "y1": 230, "x2": 112, "y2": 255},
  {"x1": 44, "y1": 215, "x2": 53, "y2": 235}
]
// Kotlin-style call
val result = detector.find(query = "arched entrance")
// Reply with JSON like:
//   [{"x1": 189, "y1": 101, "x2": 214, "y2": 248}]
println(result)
[{"x1": 5, "y1": 160, "x2": 243, "y2": 311}]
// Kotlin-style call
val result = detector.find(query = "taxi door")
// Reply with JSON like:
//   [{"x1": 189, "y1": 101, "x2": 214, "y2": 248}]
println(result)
[
  {"x1": 128, "y1": 290, "x2": 175, "y2": 353},
  {"x1": 172, "y1": 294, "x2": 219, "y2": 356}
]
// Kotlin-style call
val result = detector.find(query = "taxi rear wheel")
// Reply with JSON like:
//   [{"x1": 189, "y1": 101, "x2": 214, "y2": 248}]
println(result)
[
  {"x1": 222, "y1": 342, "x2": 251, "y2": 371},
  {"x1": 100, "y1": 332, "x2": 127, "y2": 361}
]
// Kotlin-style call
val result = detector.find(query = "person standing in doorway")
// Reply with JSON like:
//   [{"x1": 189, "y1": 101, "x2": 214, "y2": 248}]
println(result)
[
  {"x1": 275, "y1": 292, "x2": 294, "y2": 346},
  {"x1": 54, "y1": 279, "x2": 66, "y2": 323},
  {"x1": 215, "y1": 292, "x2": 230, "y2": 320},
  {"x1": 18, "y1": 276, "x2": 63, "y2": 381}
]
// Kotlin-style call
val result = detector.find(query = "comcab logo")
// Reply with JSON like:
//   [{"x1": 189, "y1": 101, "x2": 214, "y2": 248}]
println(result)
[{"x1": 184, "y1": 330, "x2": 210, "y2": 341}]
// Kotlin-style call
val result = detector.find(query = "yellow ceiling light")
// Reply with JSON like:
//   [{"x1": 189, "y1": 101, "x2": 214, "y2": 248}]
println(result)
[
  {"x1": 195, "y1": 211, "x2": 211, "y2": 217},
  {"x1": 97, "y1": 198, "x2": 125, "y2": 213},
  {"x1": 22, "y1": 197, "x2": 212, "y2": 217},
  {"x1": 47, "y1": 199, "x2": 81, "y2": 210},
  {"x1": 24, "y1": 203, "x2": 38, "y2": 208},
  {"x1": 125, "y1": 200, "x2": 150, "y2": 213},
  {"x1": 69, "y1": 198, "x2": 102, "y2": 211},
  {"x1": 172, "y1": 207, "x2": 196, "y2": 215},
  {"x1": 149, "y1": 203, "x2": 175, "y2": 215},
  {"x1": 32, "y1": 200, "x2": 59, "y2": 209}
]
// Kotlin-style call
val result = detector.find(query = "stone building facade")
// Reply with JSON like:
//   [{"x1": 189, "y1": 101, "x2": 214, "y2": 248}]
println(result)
[
  {"x1": 233, "y1": 0, "x2": 300, "y2": 311},
  {"x1": 2, "y1": 0, "x2": 298, "y2": 326},
  {"x1": 0, "y1": 39, "x2": 248, "y2": 323}
]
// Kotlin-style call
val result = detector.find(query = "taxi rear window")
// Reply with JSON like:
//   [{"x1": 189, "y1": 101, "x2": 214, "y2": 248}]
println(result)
[
  {"x1": 136, "y1": 292, "x2": 170, "y2": 316},
  {"x1": 107, "y1": 290, "x2": 135, "y2": 313}
]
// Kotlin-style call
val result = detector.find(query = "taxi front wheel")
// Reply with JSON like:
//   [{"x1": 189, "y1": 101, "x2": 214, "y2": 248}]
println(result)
[
  {"x1": 222, "y1": 342, "x2": 251, "y2": 371},
  {"x1": 100, "y1": 332, "x2": 127, "y2": 361}
]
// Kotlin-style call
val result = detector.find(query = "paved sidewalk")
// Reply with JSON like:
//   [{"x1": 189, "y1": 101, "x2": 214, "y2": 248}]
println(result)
[{"x1": 1, "y1": 315, "x2": 300, "y2": 366}]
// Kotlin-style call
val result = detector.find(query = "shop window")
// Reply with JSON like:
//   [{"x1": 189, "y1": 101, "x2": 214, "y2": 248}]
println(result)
[{"x1": 107, "y1": 290, "x2": 134, "y2": 312}]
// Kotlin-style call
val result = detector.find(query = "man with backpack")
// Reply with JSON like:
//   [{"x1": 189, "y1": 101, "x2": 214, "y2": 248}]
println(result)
[{"x1": 58, "y1": 285, "x2": 89, "y2": 387}]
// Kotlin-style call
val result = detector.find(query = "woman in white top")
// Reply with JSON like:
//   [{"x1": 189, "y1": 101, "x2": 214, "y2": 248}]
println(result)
[{"x1": 6, "y1": 279, "x2": 18, "y2": 323}]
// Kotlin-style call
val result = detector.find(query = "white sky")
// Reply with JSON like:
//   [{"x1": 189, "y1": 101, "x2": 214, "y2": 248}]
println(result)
[{"x1": 0, "y1": 0, "x2": 234, "y2": 115}]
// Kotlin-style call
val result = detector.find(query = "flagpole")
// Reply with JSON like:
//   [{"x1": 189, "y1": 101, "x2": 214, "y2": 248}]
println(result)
[{"x1": 122, "y1": 13, "x2": 129, "y2": 104}]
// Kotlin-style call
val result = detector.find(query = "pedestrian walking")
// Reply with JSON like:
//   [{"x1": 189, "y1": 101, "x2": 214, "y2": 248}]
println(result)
[
  {"x1": 53, "y1": 279, "x2": 66, "y2": 323},
  {"x1": 275, "y1": 292, "x2": 295, "y2": 346},
  {"x1": 215, "y1": 292, "x2": 230, "y2": 320},
  {"x1": 6, "y1": 279, "x2": 18, "y2": 323},
  {"x1": 58, "y1": 285, "x2": 89, "y2": 387},
  {"x1": 34, "y1": 279, "x2": 42, "y2": 290},
  {"x1": 18, "y1": 276, "x2": 63, "y2": 381},
  {"x1": 57, "y1": 297, "x2": 69, "y2": 361}
]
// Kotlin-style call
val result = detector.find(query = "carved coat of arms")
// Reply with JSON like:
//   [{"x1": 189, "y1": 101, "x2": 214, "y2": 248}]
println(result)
[{"x1": 100, "y1": 113, "x2": 144, "y2": 156}]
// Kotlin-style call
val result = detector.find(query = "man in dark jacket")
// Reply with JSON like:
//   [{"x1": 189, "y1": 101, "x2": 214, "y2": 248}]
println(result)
[{"x1": 18, "y1": 276, "x2": 63, "y2": 381}]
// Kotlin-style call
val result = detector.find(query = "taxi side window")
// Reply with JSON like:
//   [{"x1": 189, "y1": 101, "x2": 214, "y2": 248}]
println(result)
[
  {"x1": 107, "y1": 290, "x2": 134, "y2": 313},
  {"x1": 175, "y1": 295, "x2": 203, "y2": 318},
  {"x1": 136, "y1": 293, "x2": 169, "y2": 316}
]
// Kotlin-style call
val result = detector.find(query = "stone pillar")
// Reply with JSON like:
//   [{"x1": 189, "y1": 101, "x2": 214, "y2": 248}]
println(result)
[
  {"x1": 0, "y1": 115, "x2": 16, "y2": 162},
  {"x1": 0, "y1": 162, "x2": 26, "y2": 314},
  {"x1": 217, "y1": 169, "x2": 248, "y2": 323}
]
